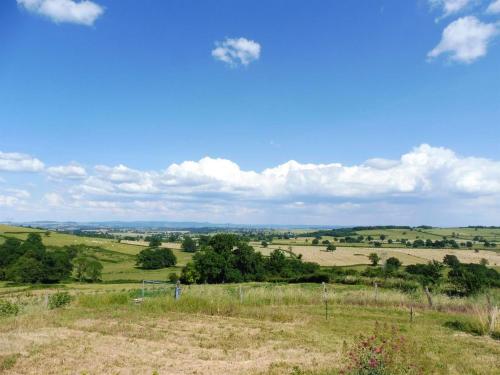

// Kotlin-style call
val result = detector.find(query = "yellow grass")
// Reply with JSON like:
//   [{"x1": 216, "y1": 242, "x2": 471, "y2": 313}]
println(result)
[{"x1": 254, "y1": 244, "x2": 500, "y2": 267}]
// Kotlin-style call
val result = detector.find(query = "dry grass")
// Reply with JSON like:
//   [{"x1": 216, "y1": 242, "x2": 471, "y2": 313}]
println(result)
[
  {"x1": 1, "y1": 284, "x2": 499, "y2": 374},
  {"x1": 255, "y1": 244, "x2": 500, "y2": 267}
]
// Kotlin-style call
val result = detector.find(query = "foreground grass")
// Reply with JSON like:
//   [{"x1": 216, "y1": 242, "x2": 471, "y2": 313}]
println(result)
[{"x1": 1, "y1": 283, "x2": 499, "y2": 374}]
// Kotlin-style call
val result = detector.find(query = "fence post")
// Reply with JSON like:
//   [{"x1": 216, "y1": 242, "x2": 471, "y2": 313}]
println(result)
[
  {"x1": 374, "y1": 282, "x2": 378, "y2": 302},
  {"x1": 239, "y1": 285, "x2": 243, "y2": 304},
  {"x1": 424, "y1": 286, "x2": 433, "y2": 308},
  {"x1": 142, "y1": 280, "x2": 145, "y2": 299},
  {"x1": 410, "y1": 305, "x2": 414, "y2": 323},
  {"x1": 175, "y1": 281, "x2": 182, "y2": 300}
]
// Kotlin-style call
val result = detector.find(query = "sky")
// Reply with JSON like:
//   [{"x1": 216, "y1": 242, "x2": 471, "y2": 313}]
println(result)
[{"x1": 1, "y1": 0, "x2": 500, "y2": 226}]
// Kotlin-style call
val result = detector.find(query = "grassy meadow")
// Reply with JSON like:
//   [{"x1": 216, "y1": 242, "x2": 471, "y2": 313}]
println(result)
[{"x1": 0, "y1": 283, "x2": 499, "y2": 374}]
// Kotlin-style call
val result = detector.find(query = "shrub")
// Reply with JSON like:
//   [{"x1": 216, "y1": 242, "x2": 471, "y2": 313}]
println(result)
[
  {"x1": 384, "y1": 257, "x2": 401, "y2": 272},
  {"x1": 0, "y1": 300, "x2": 20, "y2": 317},
  {"x1": 168, "y1": 272, "x2": 179, "y2": 283},
  {"x1": 341, "y1": 323, "x2": 424, "y2": 375},
  {"x1": 368, "y1": 253, "x2": 380, "y2": 266},
  {"x1": 136, "y1": 248, "x2": 177, "y2": 269},
  {"x1": 48, "y1": 292, "x2": 72, "y2": 309},
  {"x1": 288, "y1": 273, "x2": 330, "y2": 283}
]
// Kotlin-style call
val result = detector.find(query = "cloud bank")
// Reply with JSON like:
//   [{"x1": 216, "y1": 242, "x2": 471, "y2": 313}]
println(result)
[{"x1": 1, "y1": 145, "x2": 500, "y2": 224}]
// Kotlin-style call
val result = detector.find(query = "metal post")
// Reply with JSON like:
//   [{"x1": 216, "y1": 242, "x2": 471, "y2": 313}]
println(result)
[
  {"x1": 374, "y1": 282, "x2": 378, "y2": 302},
  {"x1": 175, "y1": 280, "x2": 181, "y2": 300},
  {"x1": 239, "y1": 285, "x2": 243, "y2": 304}
]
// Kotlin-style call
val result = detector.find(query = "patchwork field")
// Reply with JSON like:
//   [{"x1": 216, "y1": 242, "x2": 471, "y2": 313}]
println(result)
[{"x1": 254, "y1": 244, "x2": 500, "y2": 267}]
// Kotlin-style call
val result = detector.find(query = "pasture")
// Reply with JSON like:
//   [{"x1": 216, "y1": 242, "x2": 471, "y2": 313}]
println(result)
[{"x1": 0, "y1": 283, "x2": 499, "y2": 374}]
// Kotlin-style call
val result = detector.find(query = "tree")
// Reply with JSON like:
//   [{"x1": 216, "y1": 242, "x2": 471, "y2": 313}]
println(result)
[
  {"x1": 406, "y1": 261, "x2": 444, "y2": 286},
  {"x1": 443, "y1": 254, "x2": 460, "y2": 268},
  {"x1": 326, "y1": 244, "x2": 336, "y2": 252},
  {"x1": 180, "y1": 262, "x2": 199, "y2": 284},
  {"x1": 380, "y1": 234, "x2": 387, "y2": 241},
  {"x1": 148, "y1": 236, "x2": 162, "y2": 248},
  {"x1": 480, "y1": 258, "x2": 489, "y2": 266},
  {"x1": 368, "y1": 253, "x2": 380, "y2": 266},
  {"x1": 448, "y1": 263, "x2": 498, "y2": 296},
  {"x1": 385, "y1": 257, "x2": 401, "y2": 271},
  {"x1": 261, "y1": 241, "x2": 268, "y2": 248},
  {"x1": 74, "y1": 256, "x2": 103, "y2": 282},
  {"x1": 181, "y1": 236, "x2": 197, "y2": 252},
  {"x1": 266, "y1": 249, "x2": 287, "y2": 275},
  {"x1": 6, "y1": 257, "x2": 45, "y2": 283},
  {"x1": 136, "y1": 248, "x2": 177, "y2": 269},
  {"x1": 312, "y1": 238, "x2": 319, "y2": 245}
]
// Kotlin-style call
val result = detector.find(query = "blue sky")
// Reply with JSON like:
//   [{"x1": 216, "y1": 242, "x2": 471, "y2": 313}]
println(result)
[{"x1": 1, "y1": 0, "x2": 500, "y2": 225}]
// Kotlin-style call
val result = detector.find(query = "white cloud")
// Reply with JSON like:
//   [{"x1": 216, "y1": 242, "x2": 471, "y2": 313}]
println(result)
[
  {"x1": 3, "y1": 145, "x2": 500, "y2": 225},
  {"x1": 0, "y1": 151, "x2": 45, "y2": 172},
  {"x1": 47, "y1": 164, "x2": 87, "y2": 179},
  {"x1": 429, "y1": 0, "x2": 471, "y2": 17},
  {"x1": 487, "y1": 0, "x2": 500, "y2": 14},
  {"x1": 67, "y1": 144, "x2": 500, "y2": 203},
  {"x1": 212, "y1": 37, "x2": 261, "y2": 67},
  {"x1": 44, "y1": 192, "x2": 64, "y2": 206},
  {"x1": 17, "y1": 0, "x2": 104, "y2": 26},
  {"x1": 428, "y1": 16, "x2": 498, "y2": 63},
  {"x1": 0, "y1": 195, "x2": 19, "y2": 207}
]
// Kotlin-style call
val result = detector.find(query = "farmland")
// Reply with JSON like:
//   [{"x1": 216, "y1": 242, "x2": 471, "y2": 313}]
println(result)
[
  {"x1": 0, "y1": 283, "x2": 499, "y2": 374},
  {"x1": 1, "y1": 224, "x2": 499, "y2": 374}
]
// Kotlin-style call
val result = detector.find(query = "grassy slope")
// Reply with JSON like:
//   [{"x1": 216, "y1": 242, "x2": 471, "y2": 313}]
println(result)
[
  {"x1": 0, "y1": 225, "x2": 193, "y2": 282},
  {"x1": 0, "y1": 284, "x2": 498, "y2": 374}
]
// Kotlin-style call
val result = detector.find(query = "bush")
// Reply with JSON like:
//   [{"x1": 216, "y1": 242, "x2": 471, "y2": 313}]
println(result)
[
  {"x1": 168, "y1": 272, "x2": 179, "y2": 283},
  {"x1": 288, "y1": 273, "x2": 330, "y2": 283},
  {"x1": 136, "y1": 248, "x2": 177, "y2": 269},
  {"x1": 341, "y1": 323, "x2": 424, "y2": 375},
  {"x1": 48, "y1": 292, "x2": 72, "y2": 309},
  {"x1": 0, "y1": 300, "x2": 20, "y2": 317}
]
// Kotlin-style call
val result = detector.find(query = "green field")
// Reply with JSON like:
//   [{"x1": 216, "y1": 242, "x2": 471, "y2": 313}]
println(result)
[{"x1": 0, "y1": 225, "x2": 193, "y2": 282}]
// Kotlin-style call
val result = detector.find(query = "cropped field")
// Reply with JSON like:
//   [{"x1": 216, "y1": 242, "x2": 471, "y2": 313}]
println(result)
[
  {"x1": 254, "y1": 243, "x2": 500, "y2": 267},
  {"x1": 0, "y1": 283, "x2": 498, "y2": 374}
]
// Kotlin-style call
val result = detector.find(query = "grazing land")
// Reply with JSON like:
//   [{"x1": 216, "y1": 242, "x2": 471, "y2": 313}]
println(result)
[
  {"x1": 1, "y1": 224, "x2": 499, "y2": 374},
  {"x1": 0, "y1": 283, "x2": 499, "y2": 374}
]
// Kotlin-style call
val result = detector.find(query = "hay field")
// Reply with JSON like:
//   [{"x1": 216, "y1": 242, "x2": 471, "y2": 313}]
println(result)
[{"x1": 254, "y1": 244, "x2": 500, "y2": 267}]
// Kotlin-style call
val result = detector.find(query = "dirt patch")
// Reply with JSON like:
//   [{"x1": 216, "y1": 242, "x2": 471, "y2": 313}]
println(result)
[{"x1": 1, "y1": 316, "x2": 334, "y2": 375}]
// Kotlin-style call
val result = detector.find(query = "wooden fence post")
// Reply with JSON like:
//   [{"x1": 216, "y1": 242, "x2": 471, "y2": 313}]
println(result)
[{"x1": 424, "y1": 286, "x2": 433, "y2": 308}]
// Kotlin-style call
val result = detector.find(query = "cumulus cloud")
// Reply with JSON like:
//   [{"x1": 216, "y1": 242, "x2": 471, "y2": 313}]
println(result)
[
  {"x1": 68, "y1": 144, "x2": 500, "y2": 203},
  {"x1": 3, "y1": 145, "x2": 500, "y2": 224},
  {"x1": 429, "y1": 0, "x2": 471, "y2": 17},
  {"x1": 487, "y1": 0, "x2": 500, "y2": 14},
  {"x1": 212, "y1": 37, "x2": 261, "y2": 67},
  {"x1": 0, "y1": 151, "x2": 45, "y2": 172},
  {"x1": 17, "y1": 0, "x2": 104, "y2": 26},
  {"x1": 47, "y1": 164, "x2": 87, "y2": 179},
  {"x1": 428, "y1": 16, "x2": 498, "y2": 63},
  {"x1": 44, "y1": 192, "x2": 64, "y2": 206}
]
